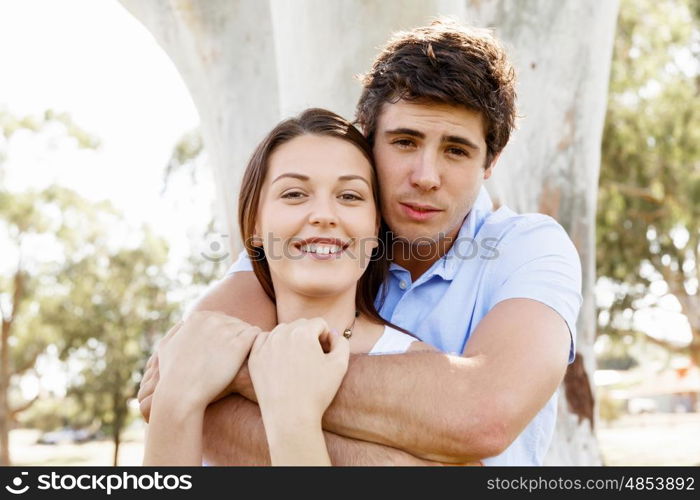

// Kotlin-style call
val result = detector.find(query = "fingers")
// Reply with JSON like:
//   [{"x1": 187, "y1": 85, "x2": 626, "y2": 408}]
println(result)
[
  {"x1": 318, "y1": 330, "x2": 332, "y2": 353},
  {"x1": 325, "y1": 330, "x2": 350, "y2": 367},
  {"x1": 138, "y1": 360, "x2": 159, "y2": 422},
  {"x1": 251, "y1": 330, "x2": 271, "y2": 355},
  {"x1": 139, "y1": 394, "x2": 153, "y2": 423},
  {"x1": 138, "y1": 364, "x2": 159, "y2": 403},
  {"x1": 305, "y1": 317, "x2": 330, "y2": 341},
  {"x1": 236, "y1": 325, "x2": 261, "y2": 351},
  {"x1": 163, "y1": 321, "x2": 183, "y2": 340},
  {"x1": 143, "y1": 354, "x2": 158, "y2": 381}
]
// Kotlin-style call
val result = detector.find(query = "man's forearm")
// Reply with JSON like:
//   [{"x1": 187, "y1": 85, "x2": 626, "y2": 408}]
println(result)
[
  {"x1": 317, "y1": 300, "x2": 571, "y2": 463},
  {"x1": 202, "y1": 394, "x2": 441, "y2": 466},
  {"x1": 320, "y1": 352, "x2": 498, "y2": 463}
]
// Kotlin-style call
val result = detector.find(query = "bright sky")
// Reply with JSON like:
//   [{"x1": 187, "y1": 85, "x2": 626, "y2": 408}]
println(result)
[
  {"x1": 0, "y1": 0, "x2": 217, "y2": 397},
  {"x1": 0, "y1": 0, "x2": 216, "y2": 271}
]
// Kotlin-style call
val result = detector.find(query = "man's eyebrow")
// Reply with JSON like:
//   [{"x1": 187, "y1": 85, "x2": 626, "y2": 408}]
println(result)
[
  {"x1": 385, "y1": 128, "x2": 425, "y2": 139},
  {"x1": 385, "y1": 128, "x2": 480, "y2": 151},
  {"x1": 338, "y1": 175, "x2": 371, "y2": 188},
  {"x1": 271, "y1": 173, "x2": 310, "y2": 184},
  {"x1": 444, "y1": 135, "x2": 480, "y2": 151}
]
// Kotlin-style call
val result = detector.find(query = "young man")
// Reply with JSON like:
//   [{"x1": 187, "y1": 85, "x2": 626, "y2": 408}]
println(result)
[{"x1": 140, "y1": 20, "x2": 581, "y2": 465}]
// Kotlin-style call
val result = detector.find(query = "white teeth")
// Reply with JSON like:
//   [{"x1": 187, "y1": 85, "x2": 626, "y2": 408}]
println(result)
[{"x1": 300, "y1": 244, "x2": 342, "y2": 254}]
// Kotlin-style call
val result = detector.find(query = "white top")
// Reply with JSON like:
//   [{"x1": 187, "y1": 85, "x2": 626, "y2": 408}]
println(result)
[{"x1": 368, "y1": 325, "x2": 417, "y2": 355}]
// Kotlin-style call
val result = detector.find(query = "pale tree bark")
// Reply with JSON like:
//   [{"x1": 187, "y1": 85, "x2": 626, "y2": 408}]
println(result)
[
  {"x1": 464, "y1": 0, "x2": 620, "y2": 464},
  {"x1": 121, "y1": 0, "x2": 619, "y2": 464},
  {"x1": 119, "y1": 0, "x2": 280, "y2": 255},
  {"x1": 271, "y1": 0, "x2": 466, "y2": 119}
]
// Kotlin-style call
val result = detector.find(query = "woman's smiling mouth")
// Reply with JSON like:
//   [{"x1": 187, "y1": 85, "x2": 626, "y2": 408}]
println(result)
[{"x1": 293, "y1": 237, "x2": 350, "y2": 260}]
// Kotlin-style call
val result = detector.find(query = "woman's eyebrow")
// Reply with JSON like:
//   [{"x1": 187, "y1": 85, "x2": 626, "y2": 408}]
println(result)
[
  {"x1": 272, "y1": 172, "x2": 370, "y2": 188},
  {"x1": 271, "y1": 172, "x2": 310, "y2": 184},
  {"x1": 338, "y1": 175, "x2": 371, "y2": 188}
]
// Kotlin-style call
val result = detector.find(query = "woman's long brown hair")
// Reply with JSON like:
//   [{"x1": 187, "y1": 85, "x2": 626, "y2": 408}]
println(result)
[{"x1": 238, "y1": 108, "x2": 396, "y2": 329}]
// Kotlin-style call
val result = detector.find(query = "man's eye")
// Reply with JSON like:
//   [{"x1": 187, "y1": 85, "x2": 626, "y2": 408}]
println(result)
[
  {"x1": 281, "y1": 191, "x2": 305, "y2": 199},
  {"x1": 447, "y1": 147, "x2": 469, "y2": 157},
  {"x1": 392, "y1": 139, "x2": 415, "y2": 148}
]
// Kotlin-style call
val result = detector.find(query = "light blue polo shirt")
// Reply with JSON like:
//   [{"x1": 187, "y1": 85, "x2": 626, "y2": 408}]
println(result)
[{"x1": 226, "y1": 186, "x2": 582, "y2": 465}]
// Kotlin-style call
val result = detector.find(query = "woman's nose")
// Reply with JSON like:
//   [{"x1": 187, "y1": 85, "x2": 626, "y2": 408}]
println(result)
[{"x1": 308, "y1": 199, "x2": 338, "y2": 227}]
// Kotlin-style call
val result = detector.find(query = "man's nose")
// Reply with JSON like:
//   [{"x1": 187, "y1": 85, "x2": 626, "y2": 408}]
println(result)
[
  {"x1": 410, "y1": 151, "x2": 441, "y2": 191},
  {"x1": 308, "y1": 198, "x2": 338, "y2": 227}
]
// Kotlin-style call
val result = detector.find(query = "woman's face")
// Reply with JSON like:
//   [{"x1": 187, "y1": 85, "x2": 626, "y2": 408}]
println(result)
[{"x1": 255, "y1": 134, "x2": 379, "y2": 298}]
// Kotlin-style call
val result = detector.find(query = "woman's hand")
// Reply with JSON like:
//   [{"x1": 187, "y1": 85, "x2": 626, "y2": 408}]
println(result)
[
  {"x1": 248, "y1": 317, "x2": 349, "y2": 465},
  {"x1": 155, "y1": 311, "x2": 259, "y2": 413},
  {"x1": 249, "y1": 317, "x2": 350, "y2": 421}
]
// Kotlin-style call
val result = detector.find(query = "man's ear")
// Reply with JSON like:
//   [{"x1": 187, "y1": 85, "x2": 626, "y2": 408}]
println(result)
[{"x1": 484, "y1": 152, "x2": 501, "y2": 180}]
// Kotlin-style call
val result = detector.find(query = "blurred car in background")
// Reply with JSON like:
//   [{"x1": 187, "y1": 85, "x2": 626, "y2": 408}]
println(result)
[{"x1": 37, "y1": 427, "x2": 99, "y2": 445}]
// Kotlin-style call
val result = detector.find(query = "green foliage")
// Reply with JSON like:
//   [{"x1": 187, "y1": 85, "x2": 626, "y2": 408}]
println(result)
[
  {"x1": 161, "y1": 128, "x2": 203, "y2": 194},
  {"x1": 0, "y1": 109, "x2": 99, "y2": 148},
  {"x1": 598, "y1": 392, "x2": 624, "y2": 423},
  {"x1": 1, "y1": 110, "x2": 181, "y2": 464},
  {"x1": 17, "y1": 397, "x2": 87, "y2": 432},
  {"x1": 597, "y1": 0, "x2": 700, "y2": 360}
]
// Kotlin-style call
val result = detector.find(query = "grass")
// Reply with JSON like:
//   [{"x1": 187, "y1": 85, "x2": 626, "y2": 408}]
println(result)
[{"x1": 8, "y1": 412, "x2": 700, "y2": 465}]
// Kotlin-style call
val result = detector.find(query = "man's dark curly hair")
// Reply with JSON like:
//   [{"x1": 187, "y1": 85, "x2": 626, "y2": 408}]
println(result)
[{"x1": 356, "y1": 19, "x2": 517, "y2": 167}]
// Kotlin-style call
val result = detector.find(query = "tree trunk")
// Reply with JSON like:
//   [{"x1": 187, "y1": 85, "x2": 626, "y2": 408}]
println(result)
[
  {"x1": 0, "y1": 317, "x2": 10, "y2": 466},
  {"x1": 464, "y1": 0, "x2": 620, "y2": 464},
  {"x1": 113, "y1": 428, "x2": 120, "y2": 467},
  {"x1": 112, "y1": 396, "x2": 124, "y2": 467},
  {"x1": 119, "y1": 0, "x2": 280, "y2": 257},
  {"x1": 120, "y1": 0, "x2": 620, "y2": 464},
  {"x1": 270, "y1": 0, "x2": 466, "y2": 119}
]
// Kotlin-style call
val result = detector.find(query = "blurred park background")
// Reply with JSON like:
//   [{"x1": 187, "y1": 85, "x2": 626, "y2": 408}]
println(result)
[{"x1": 1, "y1": 0, "x2": 699, "y2": 466}]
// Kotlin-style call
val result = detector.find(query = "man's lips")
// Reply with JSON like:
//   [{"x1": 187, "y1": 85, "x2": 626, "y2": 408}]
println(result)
[
  {"x1": 399, "y1": 202, "x2": 443, "y2": 221},
  {"x1": 400, "y1": 202, "x2": 442, "y2": 212}
]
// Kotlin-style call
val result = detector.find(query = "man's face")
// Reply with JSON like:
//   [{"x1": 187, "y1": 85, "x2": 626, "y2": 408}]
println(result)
[{"x1": 372, "y1": 99, "x2": 494, "y2": 246}]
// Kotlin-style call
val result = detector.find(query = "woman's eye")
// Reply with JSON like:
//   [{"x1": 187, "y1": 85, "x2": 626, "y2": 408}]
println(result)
[
  {"x1": 339, "y1": 193, "x2": 363, "y2": 201},
  {"x1": 281, "y1": 191, "x2": 305, "y2": 199}
]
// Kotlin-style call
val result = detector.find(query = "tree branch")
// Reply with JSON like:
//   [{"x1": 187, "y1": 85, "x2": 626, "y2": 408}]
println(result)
[
  {"x1": 10, "y1": 394, "x2": 39, "y2": 419},
  {"x1": 13, "y1": 349, "x2": 44, "y2": 377},
  {"x1": 10, "y1": 262, "x2": 25, "y2": 321},
  {"x1": 610, "y1": 181, "x2": 664, "y2": 204},
  {"x1": 643, "y1": 332, "x2": 689, "y2": 353}
]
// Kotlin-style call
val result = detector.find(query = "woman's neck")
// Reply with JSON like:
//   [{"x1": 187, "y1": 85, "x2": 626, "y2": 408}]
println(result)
[{"x1": 274, "y1": 286, "x2": 359, "y2": 335}]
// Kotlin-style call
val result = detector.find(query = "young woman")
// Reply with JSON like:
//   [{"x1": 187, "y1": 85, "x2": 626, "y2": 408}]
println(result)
[{"x1": 143, "y1": 109, "x2": 434, "y2": 466}]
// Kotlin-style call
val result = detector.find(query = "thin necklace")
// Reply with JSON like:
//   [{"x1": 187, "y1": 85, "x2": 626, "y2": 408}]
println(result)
[{"x1": 342, "y1": 311, "x2": 360, "y2": 339}]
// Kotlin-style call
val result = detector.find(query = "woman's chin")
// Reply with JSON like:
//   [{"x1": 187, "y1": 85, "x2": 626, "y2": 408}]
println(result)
[
  {"x1": 283, "y1": 272, "x2": 359, "y2": 298},
  {"x1": 290, "y1": 281, "x2": 355, "y2": 298},
  {"x1": 269, "y1": 265, "x2": 362, "y2": 297}
]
